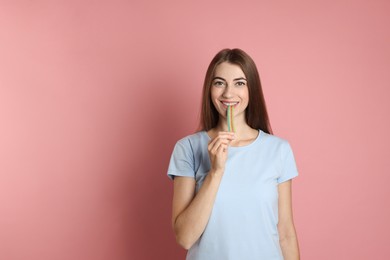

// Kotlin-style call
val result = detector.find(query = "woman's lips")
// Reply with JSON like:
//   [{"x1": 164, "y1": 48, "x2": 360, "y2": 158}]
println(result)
[{"x1": 221, "y1": 101, "x2": 239, "y2": 107}]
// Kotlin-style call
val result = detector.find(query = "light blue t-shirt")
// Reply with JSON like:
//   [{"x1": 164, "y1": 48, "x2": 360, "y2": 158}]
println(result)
[{"x1": 167, "y1": 130, "x2": 299, "y2": 260}]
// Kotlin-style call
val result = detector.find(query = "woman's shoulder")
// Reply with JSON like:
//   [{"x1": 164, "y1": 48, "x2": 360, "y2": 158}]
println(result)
[
  {"x1": 175, "y1": 131, "x2": 208, "y2": 147},
  {"x1": 259, "y1": 130, "x2": 292, "y2": 149}
]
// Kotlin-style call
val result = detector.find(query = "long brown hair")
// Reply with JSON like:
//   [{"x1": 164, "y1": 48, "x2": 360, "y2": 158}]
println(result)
[{"x1": 199, "y1": 48, "x2": 273, "y2": 134}]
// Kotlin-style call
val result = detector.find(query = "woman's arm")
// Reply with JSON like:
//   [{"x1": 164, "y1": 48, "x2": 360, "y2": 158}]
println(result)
[
  {"x1": 171, "y1": 132, "x2": 234, "y2": 249},
  {"x1": 278, "y1": 180, "x2": 300, "y2": 260},
  {"x1": 172, "y1": 171, "x2": 222, "y2": 249}
]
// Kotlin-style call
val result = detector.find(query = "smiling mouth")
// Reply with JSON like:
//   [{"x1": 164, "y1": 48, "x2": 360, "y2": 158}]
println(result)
[{"x1": 221, "y1": 101, "x2": 239, "y2": 107}]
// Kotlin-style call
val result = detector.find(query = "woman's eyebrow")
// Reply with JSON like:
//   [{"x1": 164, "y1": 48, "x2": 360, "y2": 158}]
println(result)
[
  {"x1": 212, "y1": 77, "x2": 226, "y2": 81},
  {"x1": 212, "y1": 77, "x2": 247, "y2": 81}
]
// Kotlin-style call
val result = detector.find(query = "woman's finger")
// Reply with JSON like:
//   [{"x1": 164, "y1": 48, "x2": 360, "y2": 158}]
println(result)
[
  {"x1": 217, "y1": 143, "x2": 228, "y2": 155},
  {"x1": 209, "y1": 139, "x2": 230, "y2": 154},
  {"x1": 208, "y1": 132, "x2": 235, "y2": 148}
]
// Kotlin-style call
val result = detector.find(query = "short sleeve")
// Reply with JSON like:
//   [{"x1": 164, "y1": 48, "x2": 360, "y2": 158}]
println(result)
[
  {"x1": 277, "y1": 141, "x2": 299, "y2": 183},
  {"x1": 167, "y1": 139, "x2": 196, "y2": 180}
]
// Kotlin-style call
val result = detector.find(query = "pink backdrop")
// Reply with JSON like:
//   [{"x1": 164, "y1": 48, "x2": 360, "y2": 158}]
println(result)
[{"x1": 1, "y1": 1, "x2": 389, "y2": 259}]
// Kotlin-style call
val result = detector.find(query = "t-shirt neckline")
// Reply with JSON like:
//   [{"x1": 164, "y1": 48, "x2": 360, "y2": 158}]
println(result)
[{"x1": 202, "y1": 129, "x2": 263, "y2": 149}]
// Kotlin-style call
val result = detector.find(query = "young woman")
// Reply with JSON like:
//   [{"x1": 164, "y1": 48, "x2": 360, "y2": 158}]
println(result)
[{"x1": 167, "y1": 48, "x2": 300, "y2": 260}]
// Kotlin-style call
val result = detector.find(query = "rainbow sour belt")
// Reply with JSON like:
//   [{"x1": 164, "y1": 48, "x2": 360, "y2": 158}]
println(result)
[{"x1": 227, "y1": 105, "x2": 235, "y2": 132}]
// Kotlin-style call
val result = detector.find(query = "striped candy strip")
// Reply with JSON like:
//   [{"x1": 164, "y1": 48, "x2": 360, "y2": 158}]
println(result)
[
  {"x1": 227, "y1": 105, "x2": 231, "y2": 132},
  {"x1": 227, "y1": 105, "x2": 235, "y2": 132},
  {"x1": 231, "y1": 105, "x2": 235, "y2": 132}
]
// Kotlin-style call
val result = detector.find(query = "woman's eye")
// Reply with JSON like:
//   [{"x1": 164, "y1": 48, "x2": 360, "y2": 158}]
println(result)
[
  {"x1": 213, "y1": 81, "x2": 225, "y2": 87},
  {"x1": 236, "y1": 81, "x2": 246, "y2": 86}
]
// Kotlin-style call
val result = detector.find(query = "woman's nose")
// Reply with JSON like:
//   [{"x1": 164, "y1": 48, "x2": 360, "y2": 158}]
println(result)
[{"x1": 222, "y1": 85, "x2": 233, "y2": 98}]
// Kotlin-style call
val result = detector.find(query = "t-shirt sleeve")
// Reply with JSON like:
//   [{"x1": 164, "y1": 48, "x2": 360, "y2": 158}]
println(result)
[
  {"x1": 167, "y1": 138, "x2": 195, "y2": 180},
  {"x1": 277, "y1": 141, "x2": 299, "y2": 184}
]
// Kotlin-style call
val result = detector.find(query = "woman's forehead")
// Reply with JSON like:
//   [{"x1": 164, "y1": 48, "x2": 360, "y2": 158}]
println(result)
[{"x1": 214, "y1": 62, "x2": 246, "y2": 79}]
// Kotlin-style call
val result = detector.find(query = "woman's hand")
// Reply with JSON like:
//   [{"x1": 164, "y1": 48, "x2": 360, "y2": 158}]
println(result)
[{"x1": 208, "y1": 132, "x2": 235, "y2": 173}]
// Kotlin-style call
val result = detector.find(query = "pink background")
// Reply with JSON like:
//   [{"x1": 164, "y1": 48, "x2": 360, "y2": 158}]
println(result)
[{"x1": 1, "y1": 1, "x2": 389, "y2": 259}]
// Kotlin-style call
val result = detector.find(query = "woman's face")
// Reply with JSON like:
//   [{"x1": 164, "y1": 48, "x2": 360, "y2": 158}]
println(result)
[{"x1": 210, "y1": 62, "x2": 249, "y2": 121}]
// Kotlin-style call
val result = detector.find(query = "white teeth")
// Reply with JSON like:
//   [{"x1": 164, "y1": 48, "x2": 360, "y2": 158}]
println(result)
[{"x1": 222, "y1": 102, "x2": 238, "y2": 106}]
